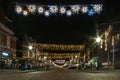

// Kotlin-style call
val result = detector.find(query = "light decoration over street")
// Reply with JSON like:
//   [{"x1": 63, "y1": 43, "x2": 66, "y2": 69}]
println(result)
[
  {"x1": 38, "y1": 6, "x2": 44, "y2": 14},
  {"x1": 66, "y1": 10, "x2": 72, "y2": 16},
  {"x1": 44, "y1": 11, "x2": 50, "y2": 16},
  {"x1": 49, "y1": 6, "x2": 58, "y2": 14},
  {"x1": 16, "y1": 44, "x2": 85, "y2": 53},
  {"x1": 27, "y1": 5, "x2": 36, "y2": 13},
  {"x1": 93, "y1": 4, "x2": 103, "y2": 13},
  {"x1": 23, "y1": 10, "x2": 28, "y2": 16},
  {"x1": 71, "y1": 5, "x2": 80, "y2": 14},
  {"x1": 81, "y1": 6, "x2": 88, "y2": 13},
  {"x1": 15, "y1": 5, "x2": 22, "y2": 14},
  {"x1": 15, "y1": 3, "x2": 103, "y2": 16},
  {"x1": 60, "y1": 7, "x2": 66, "y2": 14}
]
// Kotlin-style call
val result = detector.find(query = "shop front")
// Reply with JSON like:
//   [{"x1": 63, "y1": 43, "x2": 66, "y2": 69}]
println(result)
[
  {"x1": 88, "y1": 56, "x2": 100, "y2": 70},
  {"x1": 0, "y1": 51, "x2": 13, "y2": 69}
]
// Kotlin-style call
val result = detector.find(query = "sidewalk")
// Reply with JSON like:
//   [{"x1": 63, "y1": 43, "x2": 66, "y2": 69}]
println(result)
[
  {"x1": 78, "y1": 69, "x2": 120, "y2": 73},
  {"x1": 0, "y1": 69, "x2": 36, "y2": 73}
]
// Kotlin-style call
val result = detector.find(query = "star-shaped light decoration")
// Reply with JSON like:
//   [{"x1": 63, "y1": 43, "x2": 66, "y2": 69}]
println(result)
[
  {"x1": 71, "y1": 5, "x2": 80, "y2": 14},
  {"x1": 49, "y1": 6, "x2": 58, "y2": 14},
  {"x1": 28, "y1": 5, "x2": 36, "y2": 13},
  {"x1": 93, "y1": 4, "x2": 103, "y2": 13},
  {"x1": 88, "y1": 9, "x2": 95, "y2": 16}
]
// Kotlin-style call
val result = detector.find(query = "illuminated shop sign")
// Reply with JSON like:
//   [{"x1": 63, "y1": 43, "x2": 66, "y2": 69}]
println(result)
[
  {"x1": 55, "y1": 60, "x2": 65, "y2": 64},
  {"x1": 2, "y1": 52, "x2": 9, "y2": 56}
]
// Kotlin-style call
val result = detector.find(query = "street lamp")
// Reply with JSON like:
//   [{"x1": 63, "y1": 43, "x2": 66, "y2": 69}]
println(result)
[
  {"x1": 28, "y1": 45, "x2": 33, "y2": 59},
  {"x1": 29, "y1": 46, "x2": 33, "y2": 50},
  {"x1": 96, "y1": 36, "x2": 111, "y2": 70},
  {"x1": 28, "y1": 45, "x2": 33, "y2": 68},
  {"x1": 95, "y1": 37, "x2": 101, "y2": 70},
  {"x1": 96, "y1": 37, "x2": 101, "y2": 43}
]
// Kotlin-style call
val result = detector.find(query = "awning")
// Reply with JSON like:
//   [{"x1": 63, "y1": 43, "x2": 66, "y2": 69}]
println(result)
[{"x1": 89, "y1": 56, "x2": 99, "y2": 63}]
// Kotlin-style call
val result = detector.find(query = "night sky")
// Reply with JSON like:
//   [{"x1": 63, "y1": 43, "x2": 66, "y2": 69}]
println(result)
[{"x1": 1, "y1": 0, "x2": 120, "y2": 44}]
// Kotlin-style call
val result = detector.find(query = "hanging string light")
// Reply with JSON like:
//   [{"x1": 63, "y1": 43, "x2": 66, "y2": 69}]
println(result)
[{"x1": 15, "y1": 4, "x2": 103, "y2": 16}]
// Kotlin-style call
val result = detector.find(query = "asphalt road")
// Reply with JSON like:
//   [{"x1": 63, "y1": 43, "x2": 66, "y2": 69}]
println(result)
[{"x1": 0, "y1": 68, "x2": 120, "y2": 80}]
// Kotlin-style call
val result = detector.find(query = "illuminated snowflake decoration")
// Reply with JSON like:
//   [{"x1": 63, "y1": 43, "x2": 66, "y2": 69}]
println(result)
[
  {"x1": 88, "y1": 9, "x2": 95, "y2": 16},
  {"x1": 15, "y1": 5, "x2": 22, "y2": 14},
  {"x1": 93, "y1": 4, "x2": 103, "y2": 13},
  {"x1": 15, "y1": 4, "x2": 103, "y2": 16},
  {"x1": 28, "y1": 5, "x2": 36, "y2": 13},
  {"x1": 81, "y1": 6, "x2": 88, "y2": 13},
  {"x1": 71, "y1": 5, "x2": 80, "y2": 13},
  {"x1": 38, "y1": 6, "x2": 44, "y2": 14},
  {"x1": 60, "y1": 7, "x2": 66, "y2": 14},
  {"x1": 49, "y1": 6, "x2": 58, "y2": 14}
]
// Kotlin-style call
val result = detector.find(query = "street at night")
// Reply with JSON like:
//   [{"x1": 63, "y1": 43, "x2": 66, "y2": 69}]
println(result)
[
  {"x1": 0, "y1": 68, "x2": 120, "y2": 80},
  {"x1": 0, "y1": 0, "x2": 120, "y2": 80}
]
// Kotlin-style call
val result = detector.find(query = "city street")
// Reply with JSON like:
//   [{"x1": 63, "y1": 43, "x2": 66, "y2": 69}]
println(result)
[{"x1": 0, "y1": 68, "x2": 120, "y2": 80}]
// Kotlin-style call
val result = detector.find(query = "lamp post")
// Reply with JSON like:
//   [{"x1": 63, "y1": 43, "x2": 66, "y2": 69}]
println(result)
[
  {"x1": 28, "y1": 45, "x2": 33, "y2": 68},
  {"x1": 96, "y1": 36, "x2": 111, "y2": 70},
  {"x1": 96, "y1": 37, "x2": 101, "y2": 70}
]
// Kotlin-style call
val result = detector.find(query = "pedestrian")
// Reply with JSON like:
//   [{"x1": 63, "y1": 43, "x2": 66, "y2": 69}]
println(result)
[{"x1": 90, "y1": 62, "x2": 93, "y2": 70}]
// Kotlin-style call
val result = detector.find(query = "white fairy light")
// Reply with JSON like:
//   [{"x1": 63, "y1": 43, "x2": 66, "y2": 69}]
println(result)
[
  {"x1": 23, "y1": 10, "x2": 28, "y2": 16},
  {"x1": 38, "y1": 6, "x2": 44, "y2": 14},
  {"x1": 44, "y1": 11, "x2": 50, "y2": 16},
  {"x1": 66, "y1": 10, "x2": 72, "y2": 16},
  {"x1": 28, "y1": 5, "x2": 36, "y2": 13},
  {"x1": 49, "y1": 6, "x2": 58, "y2": 14},
  {"x1": 93, "y1": 4, "x2": 103, "y2": 13},
  {"x1": 71, "y1": 5, "x2": 80, "y2": 13},
  {"x1": 81, "y1": 6, "x2": 88, "y2": 13},
  {"x1": 16, "y1": 5, "x2": 22, "y2": 14},
  {"x1": 60, "y1": 7, "x2": 66, "y2": 14}
]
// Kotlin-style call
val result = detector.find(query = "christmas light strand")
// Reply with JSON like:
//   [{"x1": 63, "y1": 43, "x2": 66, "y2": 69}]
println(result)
[{"x1": 15, "y1": 4, "x2": 103, "y2": 16}]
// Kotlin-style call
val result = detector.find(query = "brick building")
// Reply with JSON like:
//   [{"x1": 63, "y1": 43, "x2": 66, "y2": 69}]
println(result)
[{"x1": 0, "y1": 7, "x2": 16, "y2": 69}]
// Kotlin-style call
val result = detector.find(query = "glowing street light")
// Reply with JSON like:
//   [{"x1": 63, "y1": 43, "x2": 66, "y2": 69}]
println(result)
[
  {"x1": 44, "y1": 56, "x2": 47, "y2": 59},
  {"x1": 29, "y1": 45, "x2": 33, "y2": 50},
  {"x1": 28, "y1": 45, "x2": 33, "y2": 69},
  {"x1": 96, "y1": 37, "x2": 101, "y2": 43}
]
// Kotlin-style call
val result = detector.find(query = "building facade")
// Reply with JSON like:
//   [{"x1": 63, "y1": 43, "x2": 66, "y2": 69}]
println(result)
[
  {"x1": 0, "y1": 8, "x2": 16, "y2": 69},
  {"x1": 97, "y1": 24, "x2": 120, "y2": 69}
]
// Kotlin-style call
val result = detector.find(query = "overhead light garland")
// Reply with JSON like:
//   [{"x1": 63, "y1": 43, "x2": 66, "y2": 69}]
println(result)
[{"x1": 15, "y1": 3, "x2": 103, "y2": 16}]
